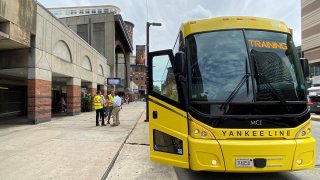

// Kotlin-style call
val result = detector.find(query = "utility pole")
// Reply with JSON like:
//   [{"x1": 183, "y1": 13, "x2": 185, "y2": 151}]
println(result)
[{"x1": 145, "y1": 22, "x2": 161, "y2": 122}]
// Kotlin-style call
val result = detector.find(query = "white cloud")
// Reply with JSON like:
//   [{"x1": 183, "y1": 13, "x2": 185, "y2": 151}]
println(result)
[
  {"x1": 38, "y1": 0, "x2": 302, "y2": 50},
  {"x1": 185, "y1": 4, "x2": 213, "y2": 20}
]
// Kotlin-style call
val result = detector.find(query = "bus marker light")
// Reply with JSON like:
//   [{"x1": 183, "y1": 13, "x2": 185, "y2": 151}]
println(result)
[
  {"x1": 297, "y1": 159, "x2": 302, "y2": 165},
  {"x1": 301, "y1": 131, "x2": 306, "y2": 136},
  {"x1": 212, "y1": 160, "x2": 217, "y2": 166},
  {"x1": 194, "y1": 129, "x2": 199, "y2": 134},
  {"x1": 307, "y1": 128, "x2": 311, "y2": 134},
  {"x1": 201, "y1": 131, "x2": 207, "y2": 137}
]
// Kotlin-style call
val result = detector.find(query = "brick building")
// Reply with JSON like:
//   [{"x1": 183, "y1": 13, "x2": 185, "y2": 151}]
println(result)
[{"x1": 130, "y1": 45, "x2": 147, "y2": 100}]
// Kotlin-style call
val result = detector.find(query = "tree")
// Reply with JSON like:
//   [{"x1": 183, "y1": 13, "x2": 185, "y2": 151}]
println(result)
[{"x1": 153, "y1": 85, "x2": 161, "y2": 94}]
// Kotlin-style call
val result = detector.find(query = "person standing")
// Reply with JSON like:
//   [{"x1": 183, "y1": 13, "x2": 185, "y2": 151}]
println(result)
[
  {"x1": 106, "y1": 91, "x2": 115, "y2": 124},
  {"x1": 100, "y1": 95, "x2": 106, "y2": 121},
  {"x1": 60, "y1": 94, "x2": 67, "y2": 112},
  {"x1": 125, "y1": 95, "x2": 129, "y2": 104},
  {"x1": 104, "y1": 95, "x2": 109, "y2": 119},
  {"x1": 94, "y1": 91, "x2": 105, "y2": 126},
  {"x1": 111, "y1": 92, "x2": 122, "y2": 127}
]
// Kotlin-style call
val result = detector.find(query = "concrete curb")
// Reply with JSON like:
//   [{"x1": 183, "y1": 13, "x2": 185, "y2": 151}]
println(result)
[
  {"x1": 101, "y1": 110, "x2": 145, "y2": 180},
  {"x1": 311, "y1": 117, "x2": 320, "y2": 121}
]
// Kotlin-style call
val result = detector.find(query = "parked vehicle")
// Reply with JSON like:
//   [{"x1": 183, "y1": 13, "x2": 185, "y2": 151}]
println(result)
[{"x1": 307, "y1": 87, "x2": 320, "y2": 114}]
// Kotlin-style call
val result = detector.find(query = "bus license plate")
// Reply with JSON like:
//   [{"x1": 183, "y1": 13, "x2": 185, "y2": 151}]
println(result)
[{"x1": 236, "y1": 158, "x2": 254, "y2": 168}]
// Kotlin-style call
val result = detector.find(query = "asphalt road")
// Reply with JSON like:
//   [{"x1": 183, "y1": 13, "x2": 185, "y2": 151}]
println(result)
[{"x1": 175, "y1": 121, "x2": 320, "y2": 180}]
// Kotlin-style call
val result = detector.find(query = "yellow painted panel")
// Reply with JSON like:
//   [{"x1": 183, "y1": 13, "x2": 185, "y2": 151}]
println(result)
[
  {"x1": 181, "y1": 16, "x2": 291, "y2": 37},
  {"x1": 189, "y1": 114, "x2": 312, "y2": 140},
  {"x1": 188, "y1": 136, "x2": 225, "y2": 171},
  {"x1": 148, "y1": 96, "x2": 189, "y2": 168},
  {"x1": 219, "y1": 139, "x2": 296, "y2": 172},
  {"x1": 292, "y1": 138, "x2": 316, "y2": 170}
]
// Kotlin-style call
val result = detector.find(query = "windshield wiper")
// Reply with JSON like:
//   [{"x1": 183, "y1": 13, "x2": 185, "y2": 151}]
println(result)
[
  {"x1": 251, "y1": 52, "x2": 287, "y2": 104},
  {"x1": 220, "y1": 73, "x2": 251, "y2": 111}
]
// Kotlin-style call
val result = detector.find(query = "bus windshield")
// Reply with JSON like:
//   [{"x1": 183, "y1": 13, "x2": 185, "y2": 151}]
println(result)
[
  {"x1": 186, "y1": 30, "x2": 307, "y2": 120},
  {"x1": 187, "y1": 30, "x2": 306, "y2": 103}
]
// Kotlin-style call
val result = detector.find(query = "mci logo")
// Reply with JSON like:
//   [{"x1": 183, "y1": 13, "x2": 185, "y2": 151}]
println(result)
[{"x1": 250, "y1": 120, "x2": 262, "y2": 126}]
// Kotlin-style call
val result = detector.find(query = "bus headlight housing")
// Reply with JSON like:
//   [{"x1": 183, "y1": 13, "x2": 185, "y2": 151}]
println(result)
[
  {"x1": 189, "y1": 120, "x2": 215, "y2": 139},
  {"x1": 295, "y1": 122, "x2": 312, "y2": 139}
]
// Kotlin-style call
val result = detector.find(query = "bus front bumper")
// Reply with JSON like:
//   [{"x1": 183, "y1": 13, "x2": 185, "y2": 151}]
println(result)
[{"x1": 188, "y1": 136, "x2": 316, "y2": 172}]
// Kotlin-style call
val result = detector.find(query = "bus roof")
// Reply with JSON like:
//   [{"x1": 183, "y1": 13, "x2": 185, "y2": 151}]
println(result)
[{"x1": 181, "y1": 16, "x2": 291, "y2": 37}]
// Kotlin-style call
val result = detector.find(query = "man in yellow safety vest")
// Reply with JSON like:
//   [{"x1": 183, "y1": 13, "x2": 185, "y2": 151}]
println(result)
[{"x1": 94, "y1": 91, "x2": 105, "y2": 126}]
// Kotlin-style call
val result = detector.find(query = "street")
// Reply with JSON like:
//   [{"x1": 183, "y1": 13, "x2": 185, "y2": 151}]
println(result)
[{"x1": 174, "y1": 120, "x2": 320, "y2": 180}]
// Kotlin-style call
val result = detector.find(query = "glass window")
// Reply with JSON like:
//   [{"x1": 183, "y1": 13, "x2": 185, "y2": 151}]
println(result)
[
  {"x1": 79, "y1": 10, "x2": 84, "y2": 14},
  {"x1": 52, "y1": 11, "x2": 62, "y2": 16},
  {"x1": 97, "y1": 9, "x2": 102, "y2": 13},
  {"x1": 104, "y1": 9, "x2": 109, "y2": 13},
  {"x1": 71, "y1": 10, "x2": 77, "y2": 15},
  {"x1": 65, "y1": 10, "x2": 72, "y2": 15},
  {"x1": 245, "y1": 30, "x2": 304, "y2": 101},
  {"x1": 91, "y1": 9, "x2": 96, "y2": 14},
  {"x1": 187, "y1": 30, "x2": 252, "y2": 102},
  {"x1": 116, "y1": 53, "x2": 126, "y2": 87},
  {"x1": 85, "y1": 9, "x2": 90, "y2": 14},
  {"x1": 77, "y1": 24, "x2": 89, "y2": 43},
  {"x1": 152, "y1": 55, "x2": 179, "y2": 102}
]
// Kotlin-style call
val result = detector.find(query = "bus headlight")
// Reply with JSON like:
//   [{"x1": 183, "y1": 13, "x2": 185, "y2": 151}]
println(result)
[
  {"x1": 189, "y1": 119, "x2": 215, "y2": 139},
  {"x1": 295, "y1": 122, "x2": 312, "y2": 139}
]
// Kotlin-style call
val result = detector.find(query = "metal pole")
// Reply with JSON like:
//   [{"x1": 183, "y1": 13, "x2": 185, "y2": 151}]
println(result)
[{"x1": 145, "y1": 22, "x2": 150, "y2": 122}]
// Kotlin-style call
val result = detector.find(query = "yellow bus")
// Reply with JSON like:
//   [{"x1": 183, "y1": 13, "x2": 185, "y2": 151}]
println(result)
[{"x1": 147, "y1": 16, "x2": 315, "y2": 172}]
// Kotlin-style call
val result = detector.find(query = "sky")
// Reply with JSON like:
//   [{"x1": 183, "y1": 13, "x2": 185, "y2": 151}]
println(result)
[{"x1": 38, "y1": 0, "x2": 301, "y2": 54}]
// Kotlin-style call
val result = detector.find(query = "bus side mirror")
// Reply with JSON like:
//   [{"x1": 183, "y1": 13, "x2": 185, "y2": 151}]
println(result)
[
  {"x1": 300, "y1": 58, "x2": 310, "y2": 77},
  {"x1": 174, "y1": 51, "x2": 186, "y2": 76}
]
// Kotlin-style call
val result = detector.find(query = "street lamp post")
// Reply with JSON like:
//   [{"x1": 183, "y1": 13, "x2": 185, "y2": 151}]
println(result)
[{"x1": 145, "y1": 22, "x2": 162, "y2": 122}]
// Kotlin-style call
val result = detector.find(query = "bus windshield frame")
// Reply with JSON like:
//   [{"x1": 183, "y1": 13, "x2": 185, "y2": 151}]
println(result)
[{"x1": 185, "y1": 29, "x2": 308, "y2": 122}]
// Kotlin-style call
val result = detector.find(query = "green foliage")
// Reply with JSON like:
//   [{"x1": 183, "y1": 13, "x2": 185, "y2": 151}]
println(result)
[
  {"x1": 153, "y1": 85, "x2": 161, "y2": 94},
  {"x1": 81, "y1": 94, "x2": 92, "y2": 112}
]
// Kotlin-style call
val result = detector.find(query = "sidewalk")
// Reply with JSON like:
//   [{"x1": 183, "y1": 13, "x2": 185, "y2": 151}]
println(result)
[
  {"x1": 106, "y1": 111, "x2": 178, "y2": 180},
  {"x1": 0, "y1": 102, "x2": 145, "y2": 180},
  {"x1": 311, "y1": 113, "x2": 320, "y2": 121}
]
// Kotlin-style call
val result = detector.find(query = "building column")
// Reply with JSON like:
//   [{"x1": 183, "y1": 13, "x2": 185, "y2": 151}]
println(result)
[
  {"x1": 88, "y1": 82, "x2": 97, "y2": 111},
  {"x1": 66, "y1": 78, "x2": 81, "y2": 116},
  {"x1": 125, "y1": 52, "x2": 131, "y2": 89},
  {"x1": 99, "y1": 85, "x2": 107, "y2": 97},
  {"x1": 28, "y1": 68, "x2": 52, "y2": 124}
]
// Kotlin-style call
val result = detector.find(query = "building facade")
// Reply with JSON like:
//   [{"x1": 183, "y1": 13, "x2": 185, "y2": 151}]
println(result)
[
  {"x1": 302, "y1": 0, "x2": 320, "y2": 84},
  {"x1": 48, "y1": 5, "x2": 120, "y2": 18},
  {"x1": 130, "y1": 45, "x2": 147, "y2": 100},
  {"x1": 59, "y1": 13, "x2": 133, "y2": 94},
  {"x1": 0, "y1": 0, "x2": 110, "y2": 123}
]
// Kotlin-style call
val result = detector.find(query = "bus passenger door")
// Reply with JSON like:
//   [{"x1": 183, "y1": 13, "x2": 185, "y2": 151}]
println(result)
[{"x1": 148, "y1": 50, "x2": 189, "y2": 168}]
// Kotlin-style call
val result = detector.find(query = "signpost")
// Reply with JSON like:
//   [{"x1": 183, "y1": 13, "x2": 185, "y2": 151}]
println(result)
[
  {"x1": 106, "y1": 78, "x2": 121, "y2": 92},
  {"x1": 106, "y1": 78, "x2": 121, "y2": 85}
]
